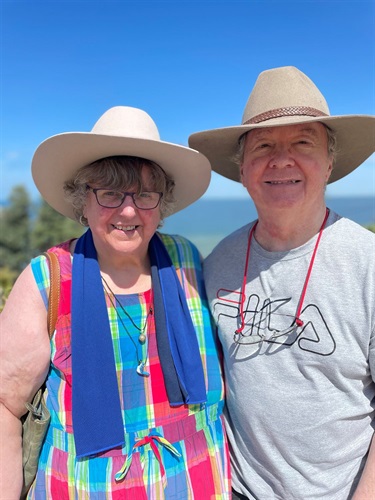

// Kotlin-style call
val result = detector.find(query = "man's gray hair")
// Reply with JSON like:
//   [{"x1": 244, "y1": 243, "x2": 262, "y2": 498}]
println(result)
[{"x1": 233, "y1": 124, "x2": 338, "y2": 168}]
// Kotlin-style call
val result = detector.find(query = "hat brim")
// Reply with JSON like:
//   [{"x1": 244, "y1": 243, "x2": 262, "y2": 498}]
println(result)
[
  {"x1": 32, "y1": 133, "x2": 211, "y2": 219},
  {"x1": 189, "y1": 115, "x2": 375, "y2": 184}
]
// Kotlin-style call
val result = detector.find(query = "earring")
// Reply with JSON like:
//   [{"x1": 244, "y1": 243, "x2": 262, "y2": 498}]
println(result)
[{"x1": 79, "y1": 215, "x2": 87, "y2": 226}]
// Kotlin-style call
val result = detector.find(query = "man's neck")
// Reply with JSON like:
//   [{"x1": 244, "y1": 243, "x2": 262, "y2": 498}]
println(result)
[{"x1": 254, "y1": 206, "x2": 328, "y2": 252}]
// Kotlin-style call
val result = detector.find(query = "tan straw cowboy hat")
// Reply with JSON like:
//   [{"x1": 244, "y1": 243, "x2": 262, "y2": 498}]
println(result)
[
  {"x1": 32, "y1": 106, "x2": 211, "y2": 219},
  {"x1": 189, "y1": 66, "x2": 375, "y2": 183}
]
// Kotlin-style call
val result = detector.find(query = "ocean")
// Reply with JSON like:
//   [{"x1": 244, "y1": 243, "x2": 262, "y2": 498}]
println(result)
[
  {"x1": 160, "y1": 196, "x2": 375, "y2": 257},
  {"x1": 1, "y1": 195, "x2": 373, "y2": 258}
]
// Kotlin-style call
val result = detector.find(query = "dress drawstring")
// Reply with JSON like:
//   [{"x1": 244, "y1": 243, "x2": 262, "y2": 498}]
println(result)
[{"x1": 115, "y1": 433, "x2": 181, "y2": 485}]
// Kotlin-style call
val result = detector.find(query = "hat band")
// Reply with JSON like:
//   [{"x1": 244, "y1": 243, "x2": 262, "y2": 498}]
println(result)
[{"x1": 244, "y1": 106, "x2": 329, "y2": 124}]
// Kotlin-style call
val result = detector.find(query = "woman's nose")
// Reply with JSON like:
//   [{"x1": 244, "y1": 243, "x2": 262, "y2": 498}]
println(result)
[{"x1": 118, "y1": 194, "x2": 138, "y2": 212}]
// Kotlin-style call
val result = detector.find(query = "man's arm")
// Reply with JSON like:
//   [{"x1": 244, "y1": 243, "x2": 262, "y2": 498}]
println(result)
[{"x1": 352, "y1": 434, "x2": 375, "y2": 499}]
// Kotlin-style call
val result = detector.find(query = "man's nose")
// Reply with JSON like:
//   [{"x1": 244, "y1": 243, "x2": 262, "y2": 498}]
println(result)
[{"x1": 269, "y1": 144, "x2": 295, "y2": 168}]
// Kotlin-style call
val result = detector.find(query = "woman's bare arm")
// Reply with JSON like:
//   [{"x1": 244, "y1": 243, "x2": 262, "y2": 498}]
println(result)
[{"x1": 0, "y1": 264, "x2": 51, "y2": 497}]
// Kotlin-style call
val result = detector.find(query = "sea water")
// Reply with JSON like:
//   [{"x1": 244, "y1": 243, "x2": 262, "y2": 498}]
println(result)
[{"x1": 161, "y1": 196, "x2": 375, "y2": 257}]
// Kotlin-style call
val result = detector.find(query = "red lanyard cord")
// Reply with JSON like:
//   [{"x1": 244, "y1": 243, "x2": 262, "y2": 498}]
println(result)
[
  {"x1": 236, "y1": 221, "x2": 258, "y2": 334},
  {"x1": 235, "y1": 209, "x2": 329, "y2": 334},
  {"x1": 295, "y1": 208, "x2": 329, "y2": 326}
]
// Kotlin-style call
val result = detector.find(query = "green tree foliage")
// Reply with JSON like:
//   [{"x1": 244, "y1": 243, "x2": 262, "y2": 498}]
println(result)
[
  {"x1": 0, "y1": 186, "x2": 84, "y2": 307},
  {"x1": 31, "y1": 200, "x2": 84, "y2": 255},
  {"x1": 0, "y1": 185, "x2": 32, "y2": 271},
  {"x1": 0, "y1": 266, "x2": 18, "y2": 312}
]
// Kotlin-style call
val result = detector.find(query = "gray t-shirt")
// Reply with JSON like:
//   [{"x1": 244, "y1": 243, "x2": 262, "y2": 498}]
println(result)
[{"x1": 204, "y1": 211, "x2": 375, "y2": 499}]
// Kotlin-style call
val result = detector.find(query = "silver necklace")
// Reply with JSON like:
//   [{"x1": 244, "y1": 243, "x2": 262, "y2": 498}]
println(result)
[{"x1": 101, "y1": 275, "x2": 153, "y2": 376}]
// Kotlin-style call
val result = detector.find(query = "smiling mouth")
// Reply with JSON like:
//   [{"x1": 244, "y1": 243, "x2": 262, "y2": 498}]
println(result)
[
  {"x1": 112, "y1": 224, "x2": 138, "y2": 231},
  {"x1": 265, "y1": 180, "x2": 301, "y2": 185}
]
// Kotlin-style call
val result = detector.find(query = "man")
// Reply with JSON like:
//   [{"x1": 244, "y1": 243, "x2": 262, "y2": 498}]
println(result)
[{"x1": 189, "y1": 66, "x2": 375, "y2": 499}]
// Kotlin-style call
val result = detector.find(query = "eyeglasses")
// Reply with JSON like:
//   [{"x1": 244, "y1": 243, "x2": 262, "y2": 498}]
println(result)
[
  {"x1": 233, "y1": 313, "x2": 299, "y2": 345},
  {"x1": 230, "y1": 210, "x2": 330, "y2": 348},
  {"x1": 87, "y1": 186, "x2": 163, "y2": 210}
]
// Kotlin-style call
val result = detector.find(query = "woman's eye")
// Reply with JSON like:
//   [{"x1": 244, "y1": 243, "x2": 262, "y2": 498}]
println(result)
[
  {"x1": 103, "y1": 191, "x2": 121, "y2": 199},
  {"x1": 138, "y1": 192, "x2": 152, "y2": 199}
]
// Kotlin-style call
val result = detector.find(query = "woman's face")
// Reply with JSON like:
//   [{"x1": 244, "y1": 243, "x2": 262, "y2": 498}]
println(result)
[{"x1": 83, "y1": 166, "x2": 162, "y2": 262}]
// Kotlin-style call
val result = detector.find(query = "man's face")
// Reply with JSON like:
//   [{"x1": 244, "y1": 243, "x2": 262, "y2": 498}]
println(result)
[{"x1": 240, "y1": 122, "x2": 333, "y2": 215}]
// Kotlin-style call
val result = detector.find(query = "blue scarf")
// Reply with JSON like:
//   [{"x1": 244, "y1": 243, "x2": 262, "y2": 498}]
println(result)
[{"x1": 71, "y1": 230, "x2": 206, "y2": 458}]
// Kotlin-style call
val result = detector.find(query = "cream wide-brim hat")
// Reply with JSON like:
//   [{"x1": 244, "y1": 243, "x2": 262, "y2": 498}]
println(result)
[
  {"x1": 189, "y1": 66, "x2": 375, "y2": 183},
  {"x1": 32, "y1": 106, "x2": 211, "y2": 220}
]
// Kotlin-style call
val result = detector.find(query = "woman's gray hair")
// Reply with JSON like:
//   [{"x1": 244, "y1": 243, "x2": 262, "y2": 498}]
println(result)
[
  {"x1": 64, "y1": 156, "x2": 175, "y2": 226},
  {"x1": 233, "y1": 124, "x2": 338, "y2": 168}
]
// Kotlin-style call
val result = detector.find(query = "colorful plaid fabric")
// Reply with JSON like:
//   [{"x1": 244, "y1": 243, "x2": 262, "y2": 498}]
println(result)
[{"x1": 29, "y1": 233, "x2": 230, "y2": 499}]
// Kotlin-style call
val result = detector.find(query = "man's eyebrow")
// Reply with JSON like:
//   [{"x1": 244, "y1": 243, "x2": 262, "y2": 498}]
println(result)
[
  {"x1": 249, "y1": 125, "x2": 320, "y2": 141},
  {"x1": 298, "y1": 126, "x2": 319, "y2": 137},
  {"x1": 250, "y1": 129, "x2": 272, "y2": 140}
]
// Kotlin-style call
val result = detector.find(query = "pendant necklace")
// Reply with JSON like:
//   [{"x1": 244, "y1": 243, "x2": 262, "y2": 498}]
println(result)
[
  {"x1": 235, "y1": 208, "x2": 330, "y2": 338},
  {"x1": 101, "y1": 275, "x2": 153, "y2": 376}
]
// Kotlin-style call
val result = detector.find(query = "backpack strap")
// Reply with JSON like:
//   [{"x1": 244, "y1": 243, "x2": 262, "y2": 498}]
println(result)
[{"x1": 43, "y1": 251, "x2": 61, "y2": 339}]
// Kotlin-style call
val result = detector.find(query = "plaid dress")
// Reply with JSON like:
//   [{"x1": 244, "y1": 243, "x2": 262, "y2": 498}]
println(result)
[{"x1": 28, "y1": 233, "x2": 230, "y2": 499}]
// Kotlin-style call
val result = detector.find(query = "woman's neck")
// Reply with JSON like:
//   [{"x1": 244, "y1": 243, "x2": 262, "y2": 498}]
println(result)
[
  {"x1": 98, "y1": 254, "x2": 152, "y2": 294},
  {"x1": 69, "y1": 237, "x2": 152, "y2": 294}
]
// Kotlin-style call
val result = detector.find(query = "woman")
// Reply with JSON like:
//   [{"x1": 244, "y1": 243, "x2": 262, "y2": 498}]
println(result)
[{"x1": 0, "y1": 106, "x2": 231, "y2": 498}]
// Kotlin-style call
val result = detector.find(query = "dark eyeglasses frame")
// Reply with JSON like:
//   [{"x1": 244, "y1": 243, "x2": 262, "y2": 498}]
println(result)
[{"x1": 86, "y1": 186, "x2": 163, "y2": 210}]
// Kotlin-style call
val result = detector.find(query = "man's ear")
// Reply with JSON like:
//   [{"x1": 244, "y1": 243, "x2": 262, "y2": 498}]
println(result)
[
  {"x1": 326, "y1": 159, "x2": 334, "y2": 182},
  {"x1": 240, "y1": 166, "x2": 245, "y2": 186}
]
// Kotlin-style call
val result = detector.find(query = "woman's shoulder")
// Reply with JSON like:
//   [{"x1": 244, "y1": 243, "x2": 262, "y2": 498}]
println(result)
[
  {"x1": 48, "y1": 238, "x2": 76, "y2": 255},
  {"x1": 31, "y1": 239, "x2": 74, "y2": 291},
  {"x1": 157, "y1": 232, "x2": 201, "y2": 268},
  {"x1": 30, "y1": 239, "x2": 75, "y2": 264}
]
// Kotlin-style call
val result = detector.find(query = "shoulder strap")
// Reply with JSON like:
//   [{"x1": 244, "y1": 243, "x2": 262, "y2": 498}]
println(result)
[{"x1": 43, "y1": 251, "x2": 61, "y2": 339}]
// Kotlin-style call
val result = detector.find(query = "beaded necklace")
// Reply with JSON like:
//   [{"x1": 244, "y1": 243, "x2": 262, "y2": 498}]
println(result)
[{"x1": 101, "y1": 275, "x2": 153, "y2": 376}]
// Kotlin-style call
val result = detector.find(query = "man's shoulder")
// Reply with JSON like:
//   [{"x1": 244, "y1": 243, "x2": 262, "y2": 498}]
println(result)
[
  {"x1": 326, "y1": 215, "x2": 375, "y2": 272},
  {"x1": 330, "y1": 214, "x2": 375, "y2": 246},
  {"x1": 205, "y1": 223, "x2": 253, "y2": 265}
]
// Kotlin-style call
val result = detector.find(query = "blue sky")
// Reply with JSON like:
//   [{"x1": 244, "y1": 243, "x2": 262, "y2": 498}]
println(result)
[{"x1": 1, "y1": 0, "x2": 374, "y2": 202}]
